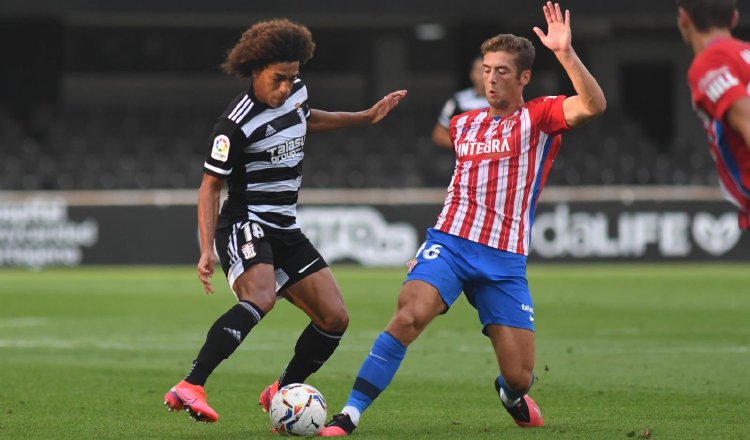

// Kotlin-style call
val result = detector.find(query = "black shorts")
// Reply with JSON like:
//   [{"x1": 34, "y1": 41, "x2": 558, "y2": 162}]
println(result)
[{"x1": 214, "y1": 220, "x2": 328, "y2": 293}]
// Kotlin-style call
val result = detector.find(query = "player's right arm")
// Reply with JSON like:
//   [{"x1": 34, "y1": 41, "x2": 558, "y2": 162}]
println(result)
[
  {"x1": 197, "y1": 173, "x2": 223, "y2": 294},
  {"x1": 726, "y1": 98, "x2": 750, "y2": 151},
  {"x1": 533, "y1": 2, "x2": 606, "y2": 128},
  {"x1": 198, "y1": 117, "x2": 243, "y2": 293}
]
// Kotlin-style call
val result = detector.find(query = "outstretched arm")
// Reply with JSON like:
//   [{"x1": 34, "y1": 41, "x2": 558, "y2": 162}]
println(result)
[
  {"x1": 307, "y1": 90, "x2": 407, "y2": 133},
  {"x1": 533, "y1": 2, "x2": 606, "y2": 128}
]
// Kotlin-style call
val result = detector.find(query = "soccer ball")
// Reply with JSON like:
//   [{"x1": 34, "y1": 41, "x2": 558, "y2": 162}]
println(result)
[{"x1": 269, "y1": 383, "x2": 327, "y2": 436}]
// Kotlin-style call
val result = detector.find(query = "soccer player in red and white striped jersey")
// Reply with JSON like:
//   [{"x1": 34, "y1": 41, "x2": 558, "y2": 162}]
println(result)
[
  {"x1": 678, "y1": 0, "x2": 750, "y2": 230},
  {"x1": 320, "y1": 2, "x2": 605, "y2": 436}
]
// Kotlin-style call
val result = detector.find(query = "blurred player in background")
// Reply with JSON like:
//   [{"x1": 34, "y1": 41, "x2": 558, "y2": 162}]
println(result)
[
  {"x1": 431, "y1": 56, "x2": 489, "y2": 148},
  {"x1": 319, "y1": 2, "x2": 605, "y2": 436},
  {"x1": 677, "y1": 0, "x2": 750, "y2": 230},
  {"x1": 162, "y1": 18, "x2": 406, "y2": 423}
]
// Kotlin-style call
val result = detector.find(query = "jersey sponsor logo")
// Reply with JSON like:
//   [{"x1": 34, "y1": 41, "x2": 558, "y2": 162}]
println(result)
[
  {"x1": 241, "y1": 242, "x2": 256, "y2": 259},
  {"x1": 455, "y1": 138, "x2": 512, "y2": 159},
  {"x1": 698, "y1": 66, "x2": 740, "y2": 103},
  {"x1": 268, "y1": 136, "x2": 305, "y2": 165},
  {"x1": 211, "y1": 134, "x2": 230, "y2": 162}
]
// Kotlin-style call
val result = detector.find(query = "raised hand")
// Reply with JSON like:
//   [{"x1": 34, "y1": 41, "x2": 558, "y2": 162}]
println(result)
[
  {"x1": 365, "y1": 90, "x2": 408, "y2": 124},
  {"x1": 532, "y1": 2, "x2": 572, "y2": 54}
]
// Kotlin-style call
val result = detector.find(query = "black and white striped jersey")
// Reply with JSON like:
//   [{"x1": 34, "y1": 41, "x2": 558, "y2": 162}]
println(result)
[
  {"x1": 203, "y1": 79, "x2": 311, "y2": 230},
  {"x1": 436, "y1": 87, "x2": 488, "y2": 128}
]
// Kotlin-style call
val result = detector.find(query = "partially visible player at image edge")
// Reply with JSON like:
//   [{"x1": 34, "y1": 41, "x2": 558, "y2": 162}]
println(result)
[
  {"x1": 432, "y1": 56, "x2": 489, "y2": 148},
  {"x1": 162, "y1": 18, "x2": 406, "y2": 423},
  {"x1": 319, "y1": 2, "x2": 605, "y2": 436},
  {"x1": 677, "y1": 0, "x2": 750, "y2": 230}
]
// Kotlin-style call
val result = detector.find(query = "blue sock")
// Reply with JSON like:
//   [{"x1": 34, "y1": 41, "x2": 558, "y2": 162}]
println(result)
[
  {"x1": 495, "y1": 373, "x2": 534, "y2": 407},
  {"x1": 344, "y1": 331, "x2": 407, "y2": 417}
]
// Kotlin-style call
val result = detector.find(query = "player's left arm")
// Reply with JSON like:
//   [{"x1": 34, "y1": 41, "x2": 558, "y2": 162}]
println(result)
[
  {"x1": 726, "y1": 97, "x2": 750, "y2": 151},
  {"x1": 533, "y1": 2, "x2": 606, "y2": 128},
  {"x1": 307, "y1": 90, "x2": 407, "y2": 133}
]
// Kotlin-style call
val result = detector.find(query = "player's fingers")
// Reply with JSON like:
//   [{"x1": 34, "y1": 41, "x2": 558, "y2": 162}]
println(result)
[
  {"x1": 565, "y1": 9, "x2": 570, "y2": 27},
  {"x1": 554, "y1": 3, "x2": 563, "y2": 22},
  {"x1": 542, "y1": 4, "x2": 552, "y2": 23},
  {"x1": 532, "y1": 27, "x2": 545, "y2": 40}
]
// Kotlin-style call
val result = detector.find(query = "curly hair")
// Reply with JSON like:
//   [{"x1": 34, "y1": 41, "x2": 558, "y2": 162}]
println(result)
[
  {"x1": 481, "y1": 34, "x2": 535, "y2": 76},
  {"x1": 676, "y1": 0, "x2": 737, "y2": 31},
  {"x1": 222, "y1": 19, "x2": 315, "y2": 78}
]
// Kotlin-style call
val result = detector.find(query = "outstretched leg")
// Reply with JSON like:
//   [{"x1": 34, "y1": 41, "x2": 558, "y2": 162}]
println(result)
[{"x1": 319, "y1": 280, "x2": 446, "y2": 436}]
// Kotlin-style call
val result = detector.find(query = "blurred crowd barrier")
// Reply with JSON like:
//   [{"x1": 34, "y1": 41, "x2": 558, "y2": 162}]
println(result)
[{"x1": 0, "y1": 187, "x2": 746, "y2": 268}]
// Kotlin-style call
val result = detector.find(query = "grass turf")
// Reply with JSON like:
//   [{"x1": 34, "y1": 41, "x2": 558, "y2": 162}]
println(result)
[{"x1": 0, "y1": 264, "x2": 748, "y2": 439}]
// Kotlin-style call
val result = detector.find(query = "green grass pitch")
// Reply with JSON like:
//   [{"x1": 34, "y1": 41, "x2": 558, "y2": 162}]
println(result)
[{"x1": 1, "y1": 264, "x2": 748, "y2": 439}]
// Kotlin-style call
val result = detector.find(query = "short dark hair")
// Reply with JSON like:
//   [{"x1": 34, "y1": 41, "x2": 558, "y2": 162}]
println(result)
[
  {"x1": 481, "y1": 34, "x2": 536, "y2": 74},
  {"x1": 222, "y1": 19, "x2": 315, "y2": 78},
  {"x1": 677, "y1": 0, "x2": 737, "y2": 31}
]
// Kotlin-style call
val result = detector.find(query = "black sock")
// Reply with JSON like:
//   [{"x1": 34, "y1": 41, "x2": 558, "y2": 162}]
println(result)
[
  {"x1": 185, "y1": 300, "x2": 264, "y2": 386},
  {"x1": 278, "y1": 322, "x2": 344, "y2": 386}
]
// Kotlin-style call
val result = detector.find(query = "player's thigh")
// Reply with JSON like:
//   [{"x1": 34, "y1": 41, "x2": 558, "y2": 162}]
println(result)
[
  {"x1": 233, "y1": 263, "x2": 278, "y2": 312},
  {"x1": 404, "y1": 229, "x2": 466, "y2": 312},
  {"x1": 285, "y1": 267, "x2": 348, "y2": 332},
  {"x1": 467, "y1": 277, "x2": 535, "y2": 333},
  {"x1": 272, "y1": 229, "x2": 329, "y2": 289},
  {"x1": 214, "y1": 220, "x2": 278, "y2": 308}
]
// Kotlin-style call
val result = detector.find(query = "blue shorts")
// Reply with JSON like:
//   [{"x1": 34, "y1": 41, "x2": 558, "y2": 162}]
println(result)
[{"x1": 405, "y1": 228, "x2": 534, "y2": 333}]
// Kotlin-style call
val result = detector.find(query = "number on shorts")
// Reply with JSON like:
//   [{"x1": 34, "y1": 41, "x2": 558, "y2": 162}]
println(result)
[
  {"x1": 417, "y1": 243, "x2": 442, "y2": 260},
  {"x1": 243, "y1": 222, "x2": 264, "y2": 241}
]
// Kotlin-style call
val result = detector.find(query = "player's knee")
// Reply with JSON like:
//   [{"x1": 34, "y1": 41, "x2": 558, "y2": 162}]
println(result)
[
  {"x1": 234, "y1": 284, "x2": 276, "y2": 314},
  {"x1": 317, "y1": 308, "x2": 349, "y2": 333},
  {"x1": 387, "y1": 309, "x2": 425, "y2": 345}
]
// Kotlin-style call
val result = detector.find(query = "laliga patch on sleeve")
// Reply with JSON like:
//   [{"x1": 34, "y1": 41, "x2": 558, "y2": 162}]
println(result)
[{"x1": 211, "y1": 135, "x2": 231, "y2": 162}]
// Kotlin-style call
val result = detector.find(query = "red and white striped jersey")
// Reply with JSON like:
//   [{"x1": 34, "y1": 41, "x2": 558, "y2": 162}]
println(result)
[
  {"x1": 687, "y1": 37, "x2": 750, "y2": 229},
  {"x1": 435, "y1": 95, "x2": 569, "y2": 255}
]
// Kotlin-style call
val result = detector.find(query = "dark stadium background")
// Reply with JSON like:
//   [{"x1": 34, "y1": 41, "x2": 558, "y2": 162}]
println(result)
[{"x1": 1, "y1": 0, "x2": 749, "y2": 265}]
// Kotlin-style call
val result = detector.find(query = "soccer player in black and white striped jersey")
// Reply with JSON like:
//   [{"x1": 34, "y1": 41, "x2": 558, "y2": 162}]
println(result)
[
  {"x1": 163, "y1": 19, "x2": 406, "y2": 423},
  {"x1": 431, "y1": 56, "x2": 488, "y2": 148}
]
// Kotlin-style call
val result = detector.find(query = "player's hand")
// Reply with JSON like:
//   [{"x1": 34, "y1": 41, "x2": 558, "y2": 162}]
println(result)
[
  {"x1": 365, "y1": 90, "x2": 407, "y2": 124},
  {"x1": 197, "y1": 251, "x2": 217, "y2": 294},
  {"x1": 533, "y1": 2, "x2": 572, "y2": 54}
]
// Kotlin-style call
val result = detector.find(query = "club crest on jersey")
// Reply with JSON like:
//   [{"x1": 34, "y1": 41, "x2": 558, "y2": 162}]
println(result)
[
  {"x1": 501, "y1": 118, "x2": 516, "y2": 132},
  {"x1": 211, "y1": 135, "x2": 230, "y2": 162},
  {"x1": 406, "y1": 258, "x2": 418, "y2": 273},
  {"x1": 241, "y1": 242, "x2": 256, "y2": 260}
]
